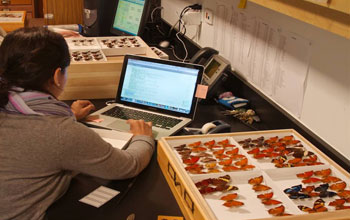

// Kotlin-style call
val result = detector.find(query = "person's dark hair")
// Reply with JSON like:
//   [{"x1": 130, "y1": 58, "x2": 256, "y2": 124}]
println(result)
[{"x1": 0, "y1": 27, "x2": 70, "y2": 107}]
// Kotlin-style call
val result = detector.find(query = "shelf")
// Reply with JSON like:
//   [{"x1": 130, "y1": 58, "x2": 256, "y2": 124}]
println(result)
[{"x1": 248, "y1": 0, "x2": 350, "y2": 39}]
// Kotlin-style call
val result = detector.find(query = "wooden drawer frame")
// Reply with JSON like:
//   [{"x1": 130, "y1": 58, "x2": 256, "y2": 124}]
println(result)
[{"x1": 157, "y1": 129, "x2": 350, "y2": 220}]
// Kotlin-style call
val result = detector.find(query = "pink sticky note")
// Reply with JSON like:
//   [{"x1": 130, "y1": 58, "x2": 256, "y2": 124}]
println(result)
[{"x1": 195, "y1": 84, "x2": 208, "y2": 99}]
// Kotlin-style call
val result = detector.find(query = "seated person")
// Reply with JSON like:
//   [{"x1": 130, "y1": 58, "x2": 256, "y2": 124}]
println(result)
[{"x1": 0, "y1": 27, "x2": 154, "y2": 220}]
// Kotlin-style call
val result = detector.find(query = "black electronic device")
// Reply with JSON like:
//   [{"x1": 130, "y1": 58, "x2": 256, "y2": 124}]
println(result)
[
  {"x1": 190, "y1": 47, "x2": 218, "y2": 66},
  {"x1": 82, "y1": 0, "x2": 117, "y2": 36},
  {"x1": 110, "y1": 0, "x2": 151, "y2": 36},
  {"x1": 190, "y1": 47, "x2": 231, "y2": 99}
]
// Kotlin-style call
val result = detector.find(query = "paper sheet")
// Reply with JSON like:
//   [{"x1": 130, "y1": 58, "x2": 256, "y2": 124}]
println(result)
[
  {"x1": 90, "y1": 128, "x2": 133, "y2": 150},
  {"x1": 79, "y1": 186, "x2": 120, "y2": 208},
  {"x1": 214, "y1": 5, "x2": 311, "y2": 118}
]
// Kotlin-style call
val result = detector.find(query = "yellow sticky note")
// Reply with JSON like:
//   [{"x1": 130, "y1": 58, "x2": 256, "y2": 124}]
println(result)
[
  {"x1": 158, "y1": 216, "x2": 184, "y2": 220},
  {"x1": 238, "y1": 0, "x2": 247, "y2": 9},
  {"x1": 195, "y1": 84, "x2": 208, "y2": 99}
]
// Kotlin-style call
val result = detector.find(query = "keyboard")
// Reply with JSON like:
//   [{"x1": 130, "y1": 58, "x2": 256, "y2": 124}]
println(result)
[{"x1": 102, "y1": 106, "x2": 182, "y2": 130}]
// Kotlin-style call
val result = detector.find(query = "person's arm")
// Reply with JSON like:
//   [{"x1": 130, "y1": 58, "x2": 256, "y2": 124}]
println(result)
[{"x1": 57, "y1": 117, "x2": 155, "y2": 180}]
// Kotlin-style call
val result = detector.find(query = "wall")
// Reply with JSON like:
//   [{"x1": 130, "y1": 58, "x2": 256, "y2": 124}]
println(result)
[{"x1": 161, "y1": 0, "x2": 350, "y2": 159}]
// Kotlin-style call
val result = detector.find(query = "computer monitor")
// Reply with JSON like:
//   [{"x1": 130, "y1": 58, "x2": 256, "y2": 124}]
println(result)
[{"x1": 110, "y1": 0, "x2": 150, "y2": 36}]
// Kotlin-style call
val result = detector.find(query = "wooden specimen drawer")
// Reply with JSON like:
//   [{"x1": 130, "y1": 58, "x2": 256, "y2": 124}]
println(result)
[
  {"x1": 157, "y1": 129, "x2": 350, "y2": 220},
  {"x1": 59, "y1": 46, "x2": 158, "y2": 101}
]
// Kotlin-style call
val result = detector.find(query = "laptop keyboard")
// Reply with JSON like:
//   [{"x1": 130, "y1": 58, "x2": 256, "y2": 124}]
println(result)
[{"x1": 102, "y1": 106, "x2": 182, "y2": 130}]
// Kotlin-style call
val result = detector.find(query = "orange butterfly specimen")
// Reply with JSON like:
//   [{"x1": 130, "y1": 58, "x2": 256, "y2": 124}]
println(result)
[
  {"x1": 288, "y1": 139, "x2": 301, "y2": 145},
  {"x1": 265, "y1": 152, "x2": 281, "y2": 158},
  {"x1": 240, "y1": 164, "x2": 255, "y2": 170},
  {"x1": 262, "y1": 199, "x2": 282, "y2": 205},
  {"x1": 303, "y1": 155, "x2": 318, "y2": 163},
  {"x1": 222, "y1": 165, "x2": 240, "y2": 172},
  {"x1": 268, "y1": 205, "x2": 285, "y2": 216},
  {"x1": 218, "y1": 139, "x2": 229, "y2": 146},
  {"x1": 183, "y1": 156, "x2": 200, "y2": 165},
  {"x1": 329, "y1": 199, "x2": 346, "y2": 207},
  {"x1": 253, "y1": 184, "x2": 271, "y2": 192},
  {"x1": 213, "y1": 149, "x2": 225, "y2": 156},
  {"x1": 322, "y1": 176, "x2": 342, "y2": 183},
  {"x1": 223, "y1": 144, "x2": 236, "y2": 148},
  {"x1": 191, "y1": 146, "x2": 207, "y2": 152},
  {"x1": 230, "y1": 154, "x2": 246, "y2": 160},
  {"x1": 314, "y1": 168, "x2": 331, "y2": 177},
  {"x1": 338, "y1": 190, "x2": 350, "y2": 199},
  {"x1": 336, "y1": 205, "x2": 350, "y2": 210},
  {"x1": 275, "y1": 163, "x2": 291, "y2": 168},
  {"x1": 234, "y1": 158, "x2": 248, "y2": 167},
  {"x1": 215, "y1": 154, "x2": 229, "y2": 160},
  {"x1": 330, "y1": 181, "x2": 347, "y2": 192},
  {"x1": 200, "y1": 157, "x2": 216, "y2": 163},
  {"x1": 188, "y1": 141, "x2": 201, "y2": 147},
  {"x1": 288, "y1": 157, "x2": 302, "y2": 164},
  {"x1": 280, "y1": 135, "x2": 294, "y2": 142},
  {"x1": 186, "y1": 165, "x2": 204, "y2": 174},
  {"x1": 293, "y1": 162, "x2": 308, "y2": 167},
  {"x1": 296, "y1": 170, "x2": 314, "y2": 179},
  {"x1": 265, "y1": 136, "x2": 278, "y2": 144},
  {"x1": 226, "y1": 148, "x2": 239, "y2": 155},
  {"x1": 185, "y1": 164, "x2": 202, "y2": 170},
  {"x1": 301, "y1": 185, "x2": 315, "y2": 193},
  {"x1": 247, "y1": 148, "x2": 260, "y2": 155},
  {"x1": 207, "y1": 168, "x2": 220, "y2": 173},
  {"x1": 248, "y1": 175, "x2": 263, "y2": 185},
  {"x1": 204, "y1": 140, "x2": 215, "y2": 146},
  {"x1": 307, "y1": 162, "x2": 324, "y2": 166},
  {"x1": 262, "y1": 147, "x2": 274, "y2": 154},
  {"x1": 219, "y1": 158, "x2": 233, "y2": 166},
  {"x1": 257, "y1": 192, "x2": 274, "y2": 200},
  {"x1": 223, "y1": 200, "x2": 244, "y2": 207},
  {"x1": 205, "y1": 162, "x2": 217, "y2": 169},
  {"x1": 253, "y1": 154, "x2": 267, "y2": 159},
  {"x1": 302, "y1": 177, "x2": 322, "y2": 184},
  {"x1": 274, "y1": 145, "x2": 286, "y2": 152},
  {"x1": 220, "y1": 193, "x2": 238, "y2": 201}
]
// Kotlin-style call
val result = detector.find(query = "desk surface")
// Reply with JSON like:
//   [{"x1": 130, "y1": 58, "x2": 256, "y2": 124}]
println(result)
[{"x1": 46, "y1": 99, "x2": 256, "y2": 220}]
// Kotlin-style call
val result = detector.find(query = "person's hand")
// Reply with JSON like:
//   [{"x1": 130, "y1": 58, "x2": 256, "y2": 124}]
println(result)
[
  {"x1": 71, "y1": 100, "x2": 95, "y2": 121},
  {"x1": 58, "y1": 30, "x2": 81, "y2": 38},
  {"x1": 126, "y1": 119, "x2": 153, "y2": 137}
]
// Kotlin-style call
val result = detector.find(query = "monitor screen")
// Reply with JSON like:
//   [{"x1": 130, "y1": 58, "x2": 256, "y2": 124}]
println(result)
[{"x1": 110, "y1": 0, "x2": 149, "y2": 36}]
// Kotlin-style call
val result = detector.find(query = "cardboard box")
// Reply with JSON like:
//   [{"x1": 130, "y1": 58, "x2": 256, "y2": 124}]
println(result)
[
  {"x1": 0, "y1": 11, "x2": 25, "y2": 32},
  {"x1": 157, "y1": 129, "x2": 350, "y2": 220}
]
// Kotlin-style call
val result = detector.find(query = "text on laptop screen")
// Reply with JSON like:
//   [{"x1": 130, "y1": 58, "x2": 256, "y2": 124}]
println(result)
[{"x1": 120, "y1": 59, "x2": 199, "y2": 114}]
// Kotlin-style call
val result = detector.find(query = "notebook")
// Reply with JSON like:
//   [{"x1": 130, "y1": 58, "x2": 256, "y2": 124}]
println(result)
[{"x1": 87, "y1": 54, "x2": 204, "y2": 140}]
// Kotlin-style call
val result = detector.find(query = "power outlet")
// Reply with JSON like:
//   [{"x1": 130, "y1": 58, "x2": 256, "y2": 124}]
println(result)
[{"x1": 203, "y1": 8, "x2": 213, "y2": 25}]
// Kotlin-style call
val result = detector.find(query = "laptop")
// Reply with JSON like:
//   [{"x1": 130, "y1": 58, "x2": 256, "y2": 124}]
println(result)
[{"x1": 87, "y1": 54, "x2": 204, "y2": 140}]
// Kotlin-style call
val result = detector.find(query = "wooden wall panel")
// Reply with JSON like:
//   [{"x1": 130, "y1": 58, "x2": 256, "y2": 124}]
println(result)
[{"x1": 43, "y1": 0, "x2": 83, "y2": 25}]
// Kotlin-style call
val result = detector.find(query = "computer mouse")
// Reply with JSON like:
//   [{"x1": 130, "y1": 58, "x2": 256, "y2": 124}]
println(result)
[{"x1": 158, "y1": 40, "x2": 170, "y2": 48}]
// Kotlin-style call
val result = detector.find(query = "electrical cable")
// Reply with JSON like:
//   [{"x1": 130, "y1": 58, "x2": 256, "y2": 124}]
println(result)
[{"x1": 151, "y1": 6, "x2": 163, "y2": 23}]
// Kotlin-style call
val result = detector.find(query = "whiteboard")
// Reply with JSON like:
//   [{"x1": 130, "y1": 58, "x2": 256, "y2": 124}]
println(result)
[{"x1": 161, "y1": 0, "x2": 350, "y2": 159}]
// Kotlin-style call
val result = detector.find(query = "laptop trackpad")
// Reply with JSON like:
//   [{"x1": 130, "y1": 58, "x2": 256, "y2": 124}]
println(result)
[
  {"x1": 107, "y1": 121, "x2": 130, "y2": 132},
  {"x1": 107, "y1": 120, "x2": 159, "y2": 138}
]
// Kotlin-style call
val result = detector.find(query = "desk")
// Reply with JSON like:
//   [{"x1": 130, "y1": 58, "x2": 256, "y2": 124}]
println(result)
[{"x1": 46, "y1": 99, "x2": 256, "y2": 220}]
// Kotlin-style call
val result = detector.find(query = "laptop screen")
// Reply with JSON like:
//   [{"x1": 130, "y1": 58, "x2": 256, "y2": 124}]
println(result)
[{"x1": 117, "y1": 55, "x2": 203, "y2": 117}]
